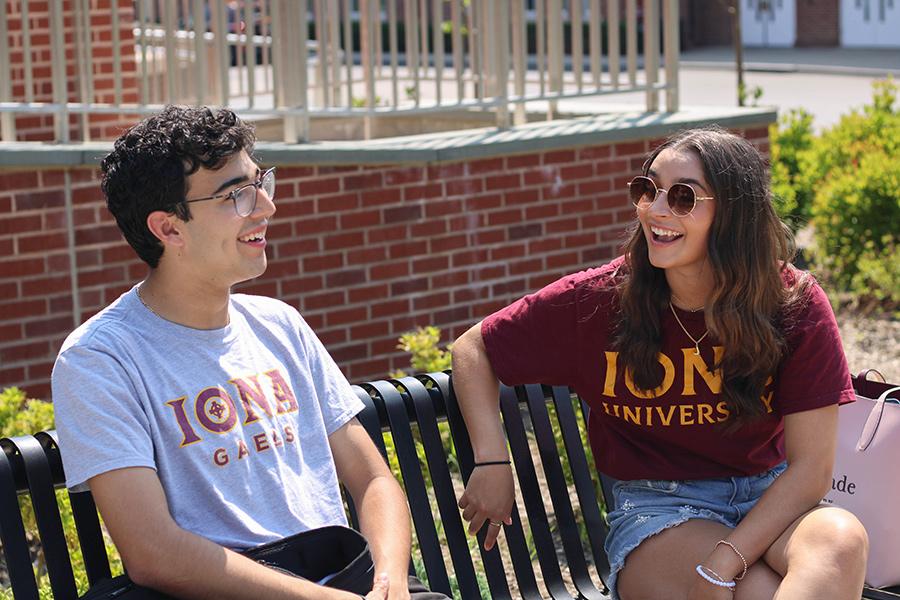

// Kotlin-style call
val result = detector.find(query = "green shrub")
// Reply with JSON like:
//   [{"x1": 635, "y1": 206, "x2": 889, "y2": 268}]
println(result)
[
  {"x1": 0, "y1": 388, "x2": 122, "y2": 597},
  {"x1": 392, "y1": 326, "x2": 453, "y2": 378},
  {"x1": 769, "y1": 108, "x2": 815, "y2": 228}
]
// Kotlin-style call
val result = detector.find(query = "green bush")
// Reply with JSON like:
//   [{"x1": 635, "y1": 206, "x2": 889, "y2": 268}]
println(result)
[
  {"x1": 769, "y1": 108, "x2": 815, "y2": 228},
  {"x1": 0, "y1": 388, "x2": 122, "y2": 598},
  {"x1": 804, "y1": 79, "x2": 900, "y2": 308},
  {"x1": 392, "y1": 326, "x2": 453, "y2": 378}
]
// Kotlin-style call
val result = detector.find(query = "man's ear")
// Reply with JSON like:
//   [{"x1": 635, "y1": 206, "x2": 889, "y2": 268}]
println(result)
[{"x1": 146, "y1": 211, "x2": 185, "y2": 248}]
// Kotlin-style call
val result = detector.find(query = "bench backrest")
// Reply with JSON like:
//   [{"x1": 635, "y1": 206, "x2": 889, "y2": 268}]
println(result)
[{"x1": 0, "y1": 373, "x2": 612, "y2": 600}]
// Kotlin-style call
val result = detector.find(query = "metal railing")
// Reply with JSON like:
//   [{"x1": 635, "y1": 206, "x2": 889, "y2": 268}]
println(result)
[{"x1": 0, "y1": 0, "x2": 680, "y2": 143}]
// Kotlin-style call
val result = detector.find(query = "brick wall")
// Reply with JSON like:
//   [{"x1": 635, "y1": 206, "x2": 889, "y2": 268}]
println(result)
[
  {"x1": 796, "y1": 0, "x2": 839, "y2": 46},
  {"x1": 0, "y1": 125, "x2": 772, "y2": 399},
  {"x1": 4, "y1": 0, "x2": 139, "y2": 141}
]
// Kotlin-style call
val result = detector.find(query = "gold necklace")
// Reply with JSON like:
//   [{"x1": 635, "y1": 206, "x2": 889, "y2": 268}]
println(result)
[
  {"x1": 670, "y1": 292, "x2": 703, "y2": 312},
  {"x1": 136, "y1": 284, "x2": 165, "y2": 320},
  {"x1": 669, "y1": 301, "x2": 709, "y2": 356}
]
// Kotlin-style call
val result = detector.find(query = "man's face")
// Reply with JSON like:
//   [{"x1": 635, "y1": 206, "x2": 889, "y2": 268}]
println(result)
[{"x1": 175, "y1": 150, "x2": 276, "y2": 288}]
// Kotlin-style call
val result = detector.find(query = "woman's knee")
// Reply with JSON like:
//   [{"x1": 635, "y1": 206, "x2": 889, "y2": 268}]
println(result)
[{"x1": 791, "y1": 508, "x2": 868, "y2": 569}]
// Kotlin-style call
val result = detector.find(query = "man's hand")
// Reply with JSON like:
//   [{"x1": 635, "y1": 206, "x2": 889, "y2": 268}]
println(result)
[{"x1": 457, "y1": 463, "x2": 514, "y2": 550}]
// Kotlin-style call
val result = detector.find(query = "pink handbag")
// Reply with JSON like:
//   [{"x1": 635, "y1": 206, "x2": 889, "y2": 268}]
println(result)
[{"x1": 823, "y1": 371, "x2": 900, "y2": 588}]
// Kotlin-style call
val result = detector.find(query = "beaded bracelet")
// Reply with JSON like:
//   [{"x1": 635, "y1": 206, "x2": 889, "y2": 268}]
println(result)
[
  {"x1": 473, "y1": 459, "x2": 511, "y2": 467},
  {"x1": 716, "y1": 540, "x2": 748, "y2": 581},
  {"x1": 695, "y1": 565, "x2": 736, "y2": 590}
]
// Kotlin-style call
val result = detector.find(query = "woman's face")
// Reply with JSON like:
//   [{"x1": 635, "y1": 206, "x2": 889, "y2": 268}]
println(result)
[{"x1": 637, "y1": 148, "x2": 716, "y2": 276}]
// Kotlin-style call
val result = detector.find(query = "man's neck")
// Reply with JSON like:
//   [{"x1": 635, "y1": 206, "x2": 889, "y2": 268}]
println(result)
[{"x1": 139, "y1": 270, "x2": 231, "y2": 330}]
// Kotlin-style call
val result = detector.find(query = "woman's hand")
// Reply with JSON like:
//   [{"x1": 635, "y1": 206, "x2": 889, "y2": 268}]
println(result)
[
  {"x1": 686, "y1": 576, "x2": 735, "y2": 600},
  {"x1": 457, "y1": 463, "x2": 514, "y2": 550}
]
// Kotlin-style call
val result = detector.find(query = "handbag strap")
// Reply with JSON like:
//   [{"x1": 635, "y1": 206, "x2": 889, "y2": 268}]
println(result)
[{"x1": 856, "y1": 386, "x2": 900, "y2": 452}]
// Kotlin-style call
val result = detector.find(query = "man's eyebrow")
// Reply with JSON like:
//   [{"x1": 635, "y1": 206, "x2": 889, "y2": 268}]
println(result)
[{"x1": 210, "y1": 167, "x2": 259, "y2": 196}]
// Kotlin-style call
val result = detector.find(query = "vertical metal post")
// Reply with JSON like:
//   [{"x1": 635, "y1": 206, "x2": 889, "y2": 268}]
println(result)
[
  {"x1": 112, "y1": 0, "x2": 123, "y2": 104},
  {"x1": 137, "y1": 0, "x2": 150, "y2": 104},
  {"x1": 572, "y1": 0, "x2": 584, "y2": 92},
  {"x1": 21, "y1": 0, "x2": 33, "y2": 102},
  {"x1": 213, "y1": 0, "x2": 230, "y2": 106},
  {"x1": 589, "y1": 0, "x2": 601, "y2": 88},
  {"x1": 547, "y1": 0, "x2": 563, "y2": 119},
  {"x1": 644, "y1": 0, "x2": 659, "y2": 111},
  {"x1": 389, "y1": 0, "x2": 400, "y2": 106},
  {"x1": 343, "y1": 0, "x2": 354, "y2": 106},
  {"x1": 408, "y1": 0, "x2": 420, "y2": 106},
  {"x1": 451, "y1": 0, "x2": 463, "y2": 102},
  {"x1": 0, "y1": 2, "x2": 14, "y2": 141},
  {"x1": 246, "y1": 0, "x2": 257, "y2": 107},
  {"x1": 511, "y1": 0, "x2": 526, "y2": 124},
  {"x1": 361, "y1": 0, "x2": 376, "y2": 138},
  {"x1": 536, "y1": 0, "x2": 546, "y2": 96},
  {"x1": 192, "y1": 0, "x2": 206, "y2": 105},
  {"x1": 328, "y1": 0, "x2": 341, "y2": 106},
  {"x1": 164, "y1": 0, "x2": 178, "y2": 102},
  {"x1": 76, "y1": 0, "x2": 94, "y2": 140},
  {"x1": 663, "y1": 0, "x2": 679, "y2": 112},
  {"x1": 49, "y1": 0, "x2": 69, "y2": 141},
  {"x1": 313, "y1": 0, "x2": 328, "y2": 107},
  {"x1": 608, "y1": 0, "x2": 620, "y2": 90},
  {"x1": 626, "y1": 0, "x2": 637, "y2": 86},
  {"x1": 432, "y1": 0, "x2": 443, "y2": 104},
  {"x1": 490, "y1": 0, "x2": 510, "y2": 128},
  {"x1": 271, "y1": 0, "x2": 284, "y2": 113}
]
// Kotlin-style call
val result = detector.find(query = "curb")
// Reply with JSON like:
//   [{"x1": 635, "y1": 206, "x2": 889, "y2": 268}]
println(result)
[{"x1": 681, "y1": 60, "x2": 900, "y2": 78}]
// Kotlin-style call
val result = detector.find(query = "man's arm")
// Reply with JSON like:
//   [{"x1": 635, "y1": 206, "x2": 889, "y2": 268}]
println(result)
[
  {"x1": 330, "y1": 418, "x2": 412, "y2": 600},
  {"x1": 89, "y1": 467, "x2": 385, "y2": 600}
]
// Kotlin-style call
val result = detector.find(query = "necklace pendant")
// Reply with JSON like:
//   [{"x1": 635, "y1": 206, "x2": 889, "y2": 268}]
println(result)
[{"x1": 694, "y1": 345, "x2": 701, "y2": 356}]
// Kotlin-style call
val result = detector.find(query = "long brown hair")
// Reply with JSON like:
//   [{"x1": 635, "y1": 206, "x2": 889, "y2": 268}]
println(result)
[{"x1": 614, "y1": 127, "x2": 808, "y2": 426}]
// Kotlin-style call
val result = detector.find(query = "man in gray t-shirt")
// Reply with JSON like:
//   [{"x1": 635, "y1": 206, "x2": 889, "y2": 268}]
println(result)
[{"x1": 51, "y1": 106, "x2": 423, "y2": 600}]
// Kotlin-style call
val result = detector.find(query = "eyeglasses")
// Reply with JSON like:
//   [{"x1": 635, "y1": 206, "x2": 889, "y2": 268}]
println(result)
[
  {"x1": 627, "y1": 175, "x2": 714, "y2": 217},
  {"x1": 183, "y1": 167, "x2": 276, "y2": 217}
]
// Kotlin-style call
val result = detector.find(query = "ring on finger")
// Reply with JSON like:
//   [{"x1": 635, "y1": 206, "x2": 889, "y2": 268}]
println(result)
[{"x1": 489, "y1": 521, "x2": 503, "y2": 527}]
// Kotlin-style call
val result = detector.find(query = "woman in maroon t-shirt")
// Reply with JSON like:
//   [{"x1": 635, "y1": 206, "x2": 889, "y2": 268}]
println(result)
[{"x1": 451, "y1": 127, "x2": 867, "y2": 600}]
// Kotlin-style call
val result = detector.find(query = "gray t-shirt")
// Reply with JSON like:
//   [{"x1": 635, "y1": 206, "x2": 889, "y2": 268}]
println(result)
[{"x1": 52, "y1": 287, "x2": 365, "y2": 549}]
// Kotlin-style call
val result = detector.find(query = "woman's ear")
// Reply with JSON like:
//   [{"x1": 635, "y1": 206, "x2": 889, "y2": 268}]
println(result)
[{"x1": 146, "y1": 211, "x2": 185, "y2": 248}]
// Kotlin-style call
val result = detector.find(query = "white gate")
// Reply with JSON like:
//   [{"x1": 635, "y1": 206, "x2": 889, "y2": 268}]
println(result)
[
  {"x1": 842, "y1": 0, "x2": 900, "y2": 47},
  {"x1": 742, "y1": 0, "x2": 796, "y2": 47}
]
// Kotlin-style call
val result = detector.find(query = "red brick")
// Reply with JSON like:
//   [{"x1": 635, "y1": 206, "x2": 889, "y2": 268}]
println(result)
[
  {"x1": 410, "y1": 220, "x2": 447, "y2": 237},
  {"x1": 276, "y1": 166, "x2": 315, "y2": 179},
  {"x1": 79, "y1": 266, "x2": 126, "y2": 287},
  {"x1": 18, "y1": 232, "x2": 68, "y2": 253},
  {"x1": 487, "y1": 209, "x2": 522, "y2": 226},
  {"x1": 388, "y1": 240, "x2": 427, "y2": 259},
  {"x1": 595, "y1": 159, "x2": 628, "y2": 176},
  {"x1": 578, "y1": 180, "x2": 613, "y2": 196},
  {"x1": 360, "y1": 188, "x2": 402, "y2": 207},
  {"x1": 433, "y1": 305, "x2": 471, "y2": 326},
  {"x1": 367, "y1": 262, "x2": 406, "y2": 280},
  {"x1": 425, "y1": 199, "x2": 462, "y2": 218},
  {"x1": 74, "y1": 225, "x2": 121, "y2": 246},
  {"x1": 525, "y1": 203, "x2": 561, "y2": 220},
  {"x1": 542, "y1": 150, "x2": 576, "y2": 164},
  {"x1": 412, "y1": 255, "x2": 449, "y2": 274},
  {"x1": 0, "y1": 171, "x2": 39, "y2": 190},
  {"x1": 430, "y1": 270, "x2": 469, "y2": 288},
  {"x1": 0, "y1": 340, "x2": 50, "y2": 363},
  {"x1": 428, "y1": 163, "x2": 466, "y2": 179},
  {"x1": 348, "y1": 247, "x2": 387, "y2": 265},
  {"x1": 453, "y1": 286, "x2": 490, "y2": 303},
  {"x1": 384, "y1": 204, "x2": 423, "y2": 223},
  {"x1": 473, "y1": 229, "x2": 505, "y2": 245},
  {"x1": 547, "y1": 217, "x2": 579, "y2": 234},
  {"x1": 348, "y1": 283, "x2": 389, "y2": 304},
  {"x1": 0, "y1": 214, "x2": 42, "y2": 236},
  {"x1": 485, "y1": 173, "x2": 522, "y2": 191},
  {"x1": 276, "y1": 237, "x2": 320, "y2": 256},
  {"x1": 330, "y1": 343, "x2": 369, "y2": 363},
  {"x1": 582, "y1": 213, "x2": 614, "y2": 228},
  {"x1": 325, "y1": 268, "x2": 367, "y2": 288},
  {"x1": 445, "y1": 178, "x2": 484, "y2": 197},
  {"x1": 303, "y1": 253, "x2": 343, "y2": 272},
  {"x1": 560, "y1": 164, "x2": 594, "y2": 181},
  {"x1": 508, "y1": 223, "x2": 543, "y2": 240},
  {"x1": 467, "y1": 157, "x2": 504, "y2": 174},
  {"x1": 324, "y1": 231, "x2": 365, "y2": 251},
  {"x1": 413, "y1": 292, "x2": 451, "y2": 311},
  {"x1": 351, "y1": 320, "x2": 391, "y2": 340},
  {"x1": 613, "y1": 141, "x2": 647, "y2": 157},
  {"x1": 24, "y1": 315, "x2": 78, "y2": 338},
  {"x1": 15, "y1": 190, "x2": 64, "y2": 210},
  {"x1": 390, "y1": 278, "x2": 428, "y2": 296},
  {"x1": 490, "y1": 244, "x2": 526, "y2": 261},
  {"x1": 383, "y1": 167, "x2": 424, "y2": 186},
  {"x1": 343, "y1": 172, "x2": 383, "y2": 191},
  {"x1": 524, "y1": 167, "x2": 560, "y2": 186},
  {"x1": 477, "y1": 265, "x2": 505, "y2": 280},
  {"x1": 403, "y1": 183, "x2": 442, "y2": 202},
  {"x1": 452, "y1": 249, "x2": 489, "y2": 268},
  {"x1": 0, "y1": 322, "x2": 23, "y2": 343},
  {"x1": 326, "y1": 306, "x2": 368, "y2": 327},
  {"x1": 506, "y1": 154, "x2": 541, "y2": 169},
  {"x1": 0, "y1": 367, "x2": 26, "y2": 387},
  {"x1": 578, "y1": 146, "x2": 612, "y2": 160},
  {"x1": 510, "y1": 258, "x2": 543, "y2": 275},
  {"x1": 281, "y1": 275, "x2": 323, "y2": 296},
  {"x1": 0, "y1": 257, "x2": 46, "y2": 278},
  {"x1": 372, "y1": 298, "x2": 410, "y2": 318},
  {"x1": 21, "y1": 275, "x2": 71, "y2": 297},
  {"x1": 504, "y1": 189, "x2": 540, "y2": 205},
  {"x1": 465, "y1": 194, "x2": 502, "y2": 211},
  {"x1": 430, "y1": 234, "x2": 468, "y2": 253},
  {"x1": 340, "y1": 209, "x2": 382, "y2": 230},
  {"x1": 318, "y1": 192, "x2": 359, "y2": 212},
  {"x1": 305, "y1": 291, "x2": 346, "y2": 311},
  {"x1": 299, "y1": 178, "x2": 341, "y2": 196}
]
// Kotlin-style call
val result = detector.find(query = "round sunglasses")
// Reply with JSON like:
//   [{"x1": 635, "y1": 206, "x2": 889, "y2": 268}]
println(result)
[{"x1": 627, "y1": 175, "x2": 713, "y2": 217}]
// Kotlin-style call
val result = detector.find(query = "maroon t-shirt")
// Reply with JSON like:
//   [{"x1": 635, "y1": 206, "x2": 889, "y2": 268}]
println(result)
[{"x1": 481, "y1": 257, "x2": 855, "y2": 481}]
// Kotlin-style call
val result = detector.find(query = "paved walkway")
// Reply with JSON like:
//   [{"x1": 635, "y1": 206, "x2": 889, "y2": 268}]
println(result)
[{"x1": 681, "y1": 46, "x2": 900, "y2": 77}]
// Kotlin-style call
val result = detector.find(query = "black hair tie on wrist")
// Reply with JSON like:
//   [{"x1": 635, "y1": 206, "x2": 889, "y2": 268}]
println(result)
[{"x1": 473, "y1": 460, "x2": 511, "y2": 467}]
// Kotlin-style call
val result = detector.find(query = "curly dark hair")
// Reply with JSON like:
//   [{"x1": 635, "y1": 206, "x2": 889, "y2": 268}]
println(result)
[{"x1": 101, "y1": 105, "x2": 256, "y2": 267}]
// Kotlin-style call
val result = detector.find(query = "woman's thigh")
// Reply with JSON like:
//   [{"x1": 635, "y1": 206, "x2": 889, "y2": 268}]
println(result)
[{"x1": 617, "y1": 518, "x2": 781, "y2": 600}]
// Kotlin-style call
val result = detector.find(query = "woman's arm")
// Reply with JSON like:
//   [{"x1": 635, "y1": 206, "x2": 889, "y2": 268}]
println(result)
[
  {"x1": 697, "y1": 404, "x2": 838, "y2": 583},
  {"x1": 452, "y1": 323, "x2": 515, "y2": 551}
]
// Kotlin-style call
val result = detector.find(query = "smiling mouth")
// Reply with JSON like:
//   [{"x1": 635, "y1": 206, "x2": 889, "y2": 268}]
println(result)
[
  {"x1": 238, "y1": 232, "x2": 265, "y2": 243},
  {"x1": 649, "y1": 225, "x2": 683, "y2": 243}
]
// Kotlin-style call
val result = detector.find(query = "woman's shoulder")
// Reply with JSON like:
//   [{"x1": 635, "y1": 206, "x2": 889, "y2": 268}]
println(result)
[{"x1": 565, "y1": 255, "x2": 628, "y2": 292}]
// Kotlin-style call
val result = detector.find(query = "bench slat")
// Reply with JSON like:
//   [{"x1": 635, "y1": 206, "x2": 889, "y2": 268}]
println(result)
[
  {"x1": 3, "y1": 435, "x2": 78, "y2": 600},
  {"x1": 0, "y1": 444, "x2": 40, "y2": 600},
  {"x1": 396, "y1": 377, "x2": 483, "y2": 598},
  {"x1": 365, "y1": 380, "x2": 454, "y2": 596}
]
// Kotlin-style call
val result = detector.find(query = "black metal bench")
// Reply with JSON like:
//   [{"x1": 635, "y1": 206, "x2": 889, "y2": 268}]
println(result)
[{"x1": 0, "y1": 372, "x2": 897, "y2": 599}]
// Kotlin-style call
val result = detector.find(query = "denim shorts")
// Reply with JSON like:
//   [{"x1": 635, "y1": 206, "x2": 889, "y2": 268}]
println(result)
[{"x1": 604, "y1": 461, "x2": 787, "y2": 600}]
